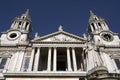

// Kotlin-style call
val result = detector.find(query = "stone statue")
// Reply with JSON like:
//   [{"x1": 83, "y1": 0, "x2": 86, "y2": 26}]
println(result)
[{"x1": 58, "y1": 25, "x2": 63, "y2": 31}]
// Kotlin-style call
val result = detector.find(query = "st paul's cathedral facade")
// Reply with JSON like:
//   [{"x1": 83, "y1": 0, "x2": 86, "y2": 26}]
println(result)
[{"x1": 0, "y1": 10, "x2": 120, "y2": 80}]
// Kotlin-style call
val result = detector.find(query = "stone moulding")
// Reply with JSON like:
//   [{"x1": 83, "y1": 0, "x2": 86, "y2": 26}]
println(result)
[
  {"x1": 3, "y1": 72, "x2": 87, "y2": 77},
  {"x1": 87, "y1": 66, "x2": 120, "y2": 79}
]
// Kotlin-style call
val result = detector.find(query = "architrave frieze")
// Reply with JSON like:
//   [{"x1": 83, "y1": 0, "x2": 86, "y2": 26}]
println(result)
[
  {"x1": 31, "y1": 41, "x2": 86, "y2": 44},
  {"x1": 32, "y1": 42, "x2": 87, "y2": 48},
  {"x1": 25, "y1": 47, "x2": 32, "y2": 52},
  {"x1": 1, "y1": 29, "x2": 29, "y2": 34},
  {"x1": 100, "y1": 47, "x2": 120, "y2": 53},
  {"x1": 0, "y1": 46, "x2": 26, "y2": 52},
  {"x1": 99, "y1": 48, "x2": 120, "y2": 58},
  {"x1": 100, "y1": 49, "x2": 120, "y2": 54},
  {"x1": 92, "y1": 30, "x2": 118, "y2": 35}
]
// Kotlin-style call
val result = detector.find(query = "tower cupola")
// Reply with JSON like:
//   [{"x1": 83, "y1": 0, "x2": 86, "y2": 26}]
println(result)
[
  {"x1": 87, "y1": 11, "x2": 109, "y2": 34},
  {"x1": 10, "y1": 9, "x2": 32, "y2": 32}
]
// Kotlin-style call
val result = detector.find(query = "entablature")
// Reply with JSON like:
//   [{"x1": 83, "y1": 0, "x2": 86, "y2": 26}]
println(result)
[
  {"x1": 31, "y1": 42, "x2": 87, "y2": 48},
  {"x1": 0, "y1": 46, "x2": 32, "y2": 52},
  {"x1": 100, "y1": 48, "x2": 120, "y2": 54},
  {"x1": 99, "y1": 47, "x2": 120, "y2": 58}
]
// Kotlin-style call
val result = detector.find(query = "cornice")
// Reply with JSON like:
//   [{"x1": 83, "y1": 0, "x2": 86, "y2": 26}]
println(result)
[
  {"x1": 4, "y1": 72, "x2": 87, "y2": 77},
  {"x1": 1, "y1": 29, "x2": 29, "y2": 34},
  {"x1": 92, "y1": 30, "x2": 118, "y2": 35},
  {"x1": 31, "y1": 41, "x2": 86, "y2": 44}
]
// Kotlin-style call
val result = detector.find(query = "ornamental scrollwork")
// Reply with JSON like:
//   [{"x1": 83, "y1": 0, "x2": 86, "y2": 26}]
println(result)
[{"x1": 51, "y1": 36, "x2": 72, "y2": 42}]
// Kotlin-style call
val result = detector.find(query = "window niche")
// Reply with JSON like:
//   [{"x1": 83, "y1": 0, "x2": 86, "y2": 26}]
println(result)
[
  {"x1": 91, "y1": 23, "x2": 95, "y2": 30},
  {"x1": 0, "y1": 53, "x2": 11, "y2": 71},
  {"x1": 0, "y1": 58, "x2": 7, "y2": 69},
  {"x1": 114, "y1": 59, "x2": 120, "y2": 69},
  {"x1": 25, "y1": 22, "x2": 29, "y2": 30},
  {"x1": 98, "y1": 23, "x2": 101, "y2": 27},
  {"x1": 22, "y1": 52, "x2": 31, "y2": 71}
]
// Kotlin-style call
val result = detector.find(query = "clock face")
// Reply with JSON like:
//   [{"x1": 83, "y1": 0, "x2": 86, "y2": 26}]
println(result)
[
  {"x1": 101, "y1": 32, "x2": 114, "y2": 42},
  {"x1": 7, "y1": 31, "x2": 21, "y2": 40}
]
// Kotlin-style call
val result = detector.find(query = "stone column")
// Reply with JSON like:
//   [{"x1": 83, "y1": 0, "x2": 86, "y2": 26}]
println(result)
[
  {"x1": 23, "y1": 22, "x2": 26, "y2": 29},
  {"x1": 47, "y1": 47, "x2": 52, "y2": 71},
  {"x1": 72, "y1": 48, "x2": 77, "y2": 71},
  {"x1": 67, "y1": 47, "x2": 72, "y2": 71},
  {"x1": 34, "y1": 47, "x2": 40, "y2": 71},
  {"x1": 90, "y1": 24, "x2": 94, "y2": 31},
  {"x1": 28, "y1": 48, "x2": 35, "y2": 71},
  {"x1": 53, "y1": 47, "x2": 57, "y2": 71},
  {"x1": 81, "y1": 51, "x2": 85, "y2": 71},
  {"x1": 27, "y1": 24, "x2": 30, "y2": 31}
]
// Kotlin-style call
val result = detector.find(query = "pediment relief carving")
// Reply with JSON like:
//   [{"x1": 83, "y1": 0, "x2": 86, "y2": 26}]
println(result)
[
  {"x1": 33, "y1": 31, "x2": 86, "y2": 42},
  {"x1": 43, "y1": 34, "x2": 80, "y2": 42}
]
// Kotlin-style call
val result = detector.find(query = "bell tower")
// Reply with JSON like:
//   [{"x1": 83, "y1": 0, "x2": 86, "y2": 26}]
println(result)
[
  {"x1": 0, "y1": 9, "x2": 32, "y2": 46},
  {"x1": 87, "y1": 11, "x2": 120, "y2": 46},
  {"x1": 88, "y1": 11, "x2": 109, "y2": 34},
  {"x1": 10, "y1": 9, "x2": 31, "y2": 32}
]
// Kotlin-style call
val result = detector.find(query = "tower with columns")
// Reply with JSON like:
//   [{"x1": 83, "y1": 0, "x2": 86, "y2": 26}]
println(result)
[{"x1": 0, "y1": 10, "x2": 120, "y2": 80}]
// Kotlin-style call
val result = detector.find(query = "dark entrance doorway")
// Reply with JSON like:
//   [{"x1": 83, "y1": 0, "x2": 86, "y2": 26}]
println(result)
[
  {"x1": 57, "y1": 61, "x2": 66, "y2": 71},
  {"x1": 57, "y1": 47, "x2": 67, "y2": 71}
]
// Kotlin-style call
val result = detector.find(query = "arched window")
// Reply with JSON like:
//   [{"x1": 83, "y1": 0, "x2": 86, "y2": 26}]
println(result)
[
  {"x1": 91, "y1": 23, "x2": 95, "y2": 30},
  {"x1": 0, "y1": 53, "x2": 11, "y2": 70},
  {"x1": 98, "y1": 23, "x2": 101, "y2": 26},
  {"x1": 25, "y1": 22, "x2": 29, "y2": 30},
  {"x1": 114, "y1": 59, "x2": 120, "y2": 69},
  {"x1": 19, "y1": 21, "x2": 22, "y2": 26}
]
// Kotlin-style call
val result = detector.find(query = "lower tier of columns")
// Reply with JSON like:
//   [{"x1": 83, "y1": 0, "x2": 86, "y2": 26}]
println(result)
[{"x1": 28, "y1": 47, "x2": 85, "y2": 72}]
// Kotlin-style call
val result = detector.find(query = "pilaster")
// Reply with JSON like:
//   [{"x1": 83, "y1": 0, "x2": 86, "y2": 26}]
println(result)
[{"x1": 28, "y1": 48, "x2": 35, "y2": 71}]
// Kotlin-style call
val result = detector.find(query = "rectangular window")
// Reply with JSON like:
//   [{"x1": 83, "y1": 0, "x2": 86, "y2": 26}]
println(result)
[
  {"x1": 23, "y1": 57, "x2": 30, "y2": 71},
  {"x1": 22, "y1": 52, "x2": 31, "y2": 72},
  {"x1": 114, "y1": 59, "x2": 120, "y2": 69},
  {"x1": 0, "y1": 58, "x2": 7, "y2": 69}
]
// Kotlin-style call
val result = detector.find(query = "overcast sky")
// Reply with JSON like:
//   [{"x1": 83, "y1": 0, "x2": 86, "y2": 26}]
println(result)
[{"x1": 0, "y1": 0, "x2": 120, "y2": 38}]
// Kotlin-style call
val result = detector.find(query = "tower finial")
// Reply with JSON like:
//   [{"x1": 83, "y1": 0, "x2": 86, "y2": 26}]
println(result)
[
  {"x1": 25, "y1": 9, "x2": 29, "y2": 16},
  {"x1": 89, "y1": 10, "x2": 99, "y2": 21},
  {"x1": 21, "y1": 9, "x2": 31, "y2": 21},
  {"x1": 35, "y1": 32, "x2": 38, "y2": 38},
  {"x1": 58, "y1": 25, "x2": 63, "y2": 31},
  {"x1": 90, "y1": 10, "x2": 95, "y2": 16}
]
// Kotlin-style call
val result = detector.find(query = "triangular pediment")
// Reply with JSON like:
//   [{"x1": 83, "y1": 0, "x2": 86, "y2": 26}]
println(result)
[{"x1": 33, "y1": 31, "x2": 86, "y2": 42}]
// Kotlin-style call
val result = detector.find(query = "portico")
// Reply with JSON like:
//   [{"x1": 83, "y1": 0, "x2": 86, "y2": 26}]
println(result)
[{"x1": 28, "y1": 46, "x2": 85, "y2": 72}]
